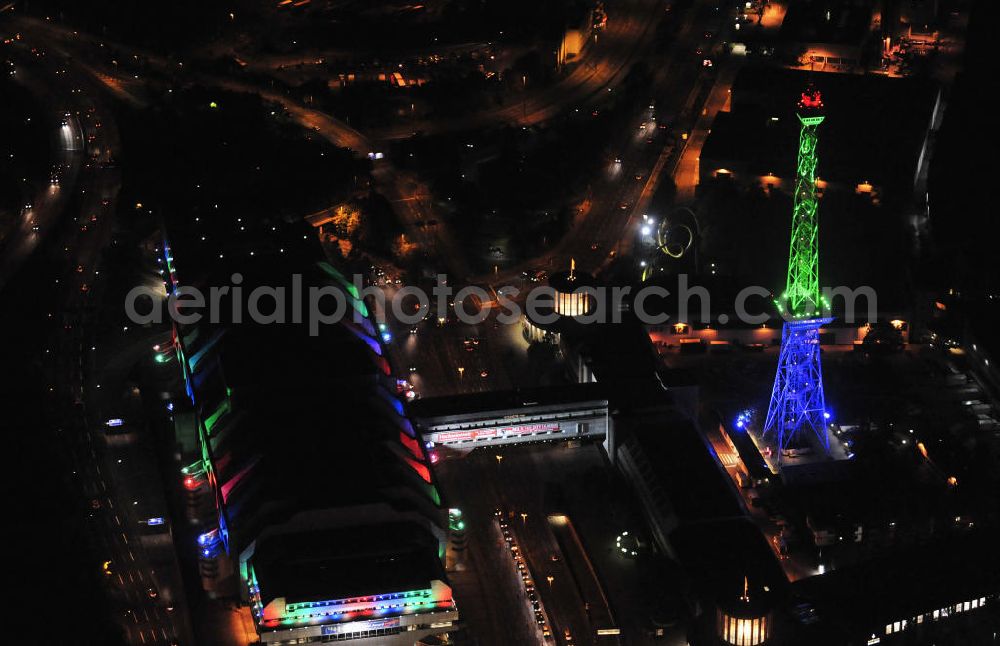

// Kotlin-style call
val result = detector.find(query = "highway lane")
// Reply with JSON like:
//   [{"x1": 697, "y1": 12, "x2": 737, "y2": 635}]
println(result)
[
  {"x1": 436, "y1": 441, "x2": 688, "y2": 645},
  {"x1": 13, "y1": 2, "x2": 658, "y2": 149},
  {"x1": 8, "y1": 18, "x2": 370, "y2": 160},
  {"x1": 437, "y1": 445, "x2": 607, "y2": 646},
  {"x1": 8, "y1": 31, "x2": 190, "y2": 643},
  {"x1": 0, "y1": 54, "x2": 84, "y2": 289},
  {"x1": 434, "y1": 452, "x2": 546, "y2": 646},
  {"x1": 497, "y1": 449, "x2": 597, "y2": 646}
]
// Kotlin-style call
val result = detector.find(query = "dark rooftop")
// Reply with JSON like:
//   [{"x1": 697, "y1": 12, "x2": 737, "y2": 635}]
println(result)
[
  {"x1": 671, "y1": 518, "x2": 788, "y2": 613},
  {"x1": 628, "y1": 417, "x2": 745, "y2": 524},
  {"x1": 720, "y1": 419, "x2": 772, "y2": 482},
  {"x1": 177, "y1": 268, "x2": 441, "y2": 556},
  {"x1": 253, "y1": 522, "x2": 446, "y2": 604},
  {"x1": 549, "y1": 268, "x2": 596, "y2": 293},
  {"x1": 409, "y1": 382, "x2": 608, "y2": 421},
  {"x1": 563, "y1": 313, "x2": 678, "y2": 413}
]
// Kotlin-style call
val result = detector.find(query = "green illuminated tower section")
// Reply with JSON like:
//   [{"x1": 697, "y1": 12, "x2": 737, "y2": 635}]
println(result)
[
  {"x1": 779, "y1": 88, "x2": 827, "y2": 317},
  {"x1": 764, "y1": 87, "x2": 831, "y2": 458}
]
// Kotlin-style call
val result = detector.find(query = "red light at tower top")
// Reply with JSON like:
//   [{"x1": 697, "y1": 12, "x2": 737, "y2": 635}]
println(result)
[{"x1": 798, "y1": 87, "x2": 823, "y2": 111}]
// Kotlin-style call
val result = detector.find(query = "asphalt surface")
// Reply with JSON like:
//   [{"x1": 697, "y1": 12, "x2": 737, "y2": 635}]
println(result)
[
  {"x1": 2, "y1": 31, "x2": 192, "y2": 644},
  {"x1": 434, "y1": 441, "x2": 691, "y2": 646}
]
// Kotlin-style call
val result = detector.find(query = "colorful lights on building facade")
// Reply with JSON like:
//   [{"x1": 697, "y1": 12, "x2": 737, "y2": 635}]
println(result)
[{"x1": 162, "y1": 242, "x2": 452, "y2": 642}]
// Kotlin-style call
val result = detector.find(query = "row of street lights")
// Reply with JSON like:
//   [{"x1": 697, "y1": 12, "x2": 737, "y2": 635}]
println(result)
[{"x1": 493, "y1": 456, "x2": 557, "y2": 590}]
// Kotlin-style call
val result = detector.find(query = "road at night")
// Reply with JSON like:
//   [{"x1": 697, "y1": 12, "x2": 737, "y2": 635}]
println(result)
[{"x1": 2, "y1": 33, "x2": 191, "y2": 644}]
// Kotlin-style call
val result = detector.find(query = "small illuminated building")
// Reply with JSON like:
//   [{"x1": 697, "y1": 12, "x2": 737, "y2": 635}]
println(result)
[
  {"x1": 718, "y1": 578, "x2": 772, "y2": 646},
  {"x1": 670, "y1": 520, "x2": 784, "y2": 646},
  {"x1": 522, "y1": 314, "x2": 560, "y2": 344},
  {"x1": 550, "y1": 262, "x2": 596, "y2": 317},
  {"x1": 522, "y1": 261, "x2": 596, "y2": 344}
]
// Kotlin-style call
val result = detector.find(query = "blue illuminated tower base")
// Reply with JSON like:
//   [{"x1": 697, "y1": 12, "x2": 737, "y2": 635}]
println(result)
[{"x1": 764, "y1": 318, "x2": 832, "y2": 458}]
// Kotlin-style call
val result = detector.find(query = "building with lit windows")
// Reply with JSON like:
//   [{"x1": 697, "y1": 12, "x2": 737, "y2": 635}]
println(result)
[
  {"x1": 717, "y1": 577, "x2": 772, "y2": 646},
  {"x1": 411, "y1": 383, "x2": 610, "y2": 451},
  {"x1": 775, "y1": 0, "x2": 876, "y2": 72},
  {"x1": 521, "y1": 264, "x2": 597, "y2": 344},
  {"x1": 550, "y1": 267, "x2": 596, "y2": 318},
  {"x1": 790, "y1": 529, "x2": 1000, "y2": 645}
]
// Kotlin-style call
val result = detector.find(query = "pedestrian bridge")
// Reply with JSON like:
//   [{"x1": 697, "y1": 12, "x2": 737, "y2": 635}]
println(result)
[{"x1": 409, "y1": 384, "x2": 610, "y2": 450}]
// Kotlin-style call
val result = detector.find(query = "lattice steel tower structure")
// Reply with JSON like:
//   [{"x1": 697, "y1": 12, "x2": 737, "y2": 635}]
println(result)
[{"x1": 764, "y1": 87, "x2": 831, "y2": 458}]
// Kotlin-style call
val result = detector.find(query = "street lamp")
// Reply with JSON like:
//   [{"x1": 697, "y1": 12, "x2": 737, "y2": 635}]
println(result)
[
  {"x1": 546, "y1": 576, "x2": 554, "y2": 588},
  {"x1": 495, "y1": 454, "x2": 503, "y2": 466},
  {"x1": 458, "y1": 366, "x2": 465, "y2": 379},
  {"x1": 520, "y1": 512, "x2": 528, "y2": 524}
]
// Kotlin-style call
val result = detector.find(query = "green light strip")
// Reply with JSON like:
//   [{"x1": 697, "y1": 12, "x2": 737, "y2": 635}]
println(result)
[
  {"x1": 204, "y1": 398, "x2": 231, "y2": 436},
  {"x1": 781, "y1": 112, "x2": 825, "y2": 317}
]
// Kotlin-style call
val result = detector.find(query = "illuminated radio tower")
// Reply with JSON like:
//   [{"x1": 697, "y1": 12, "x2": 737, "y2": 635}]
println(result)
[{"x1": 764, "y1": 87, "x2": 831, "y2": 457}]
